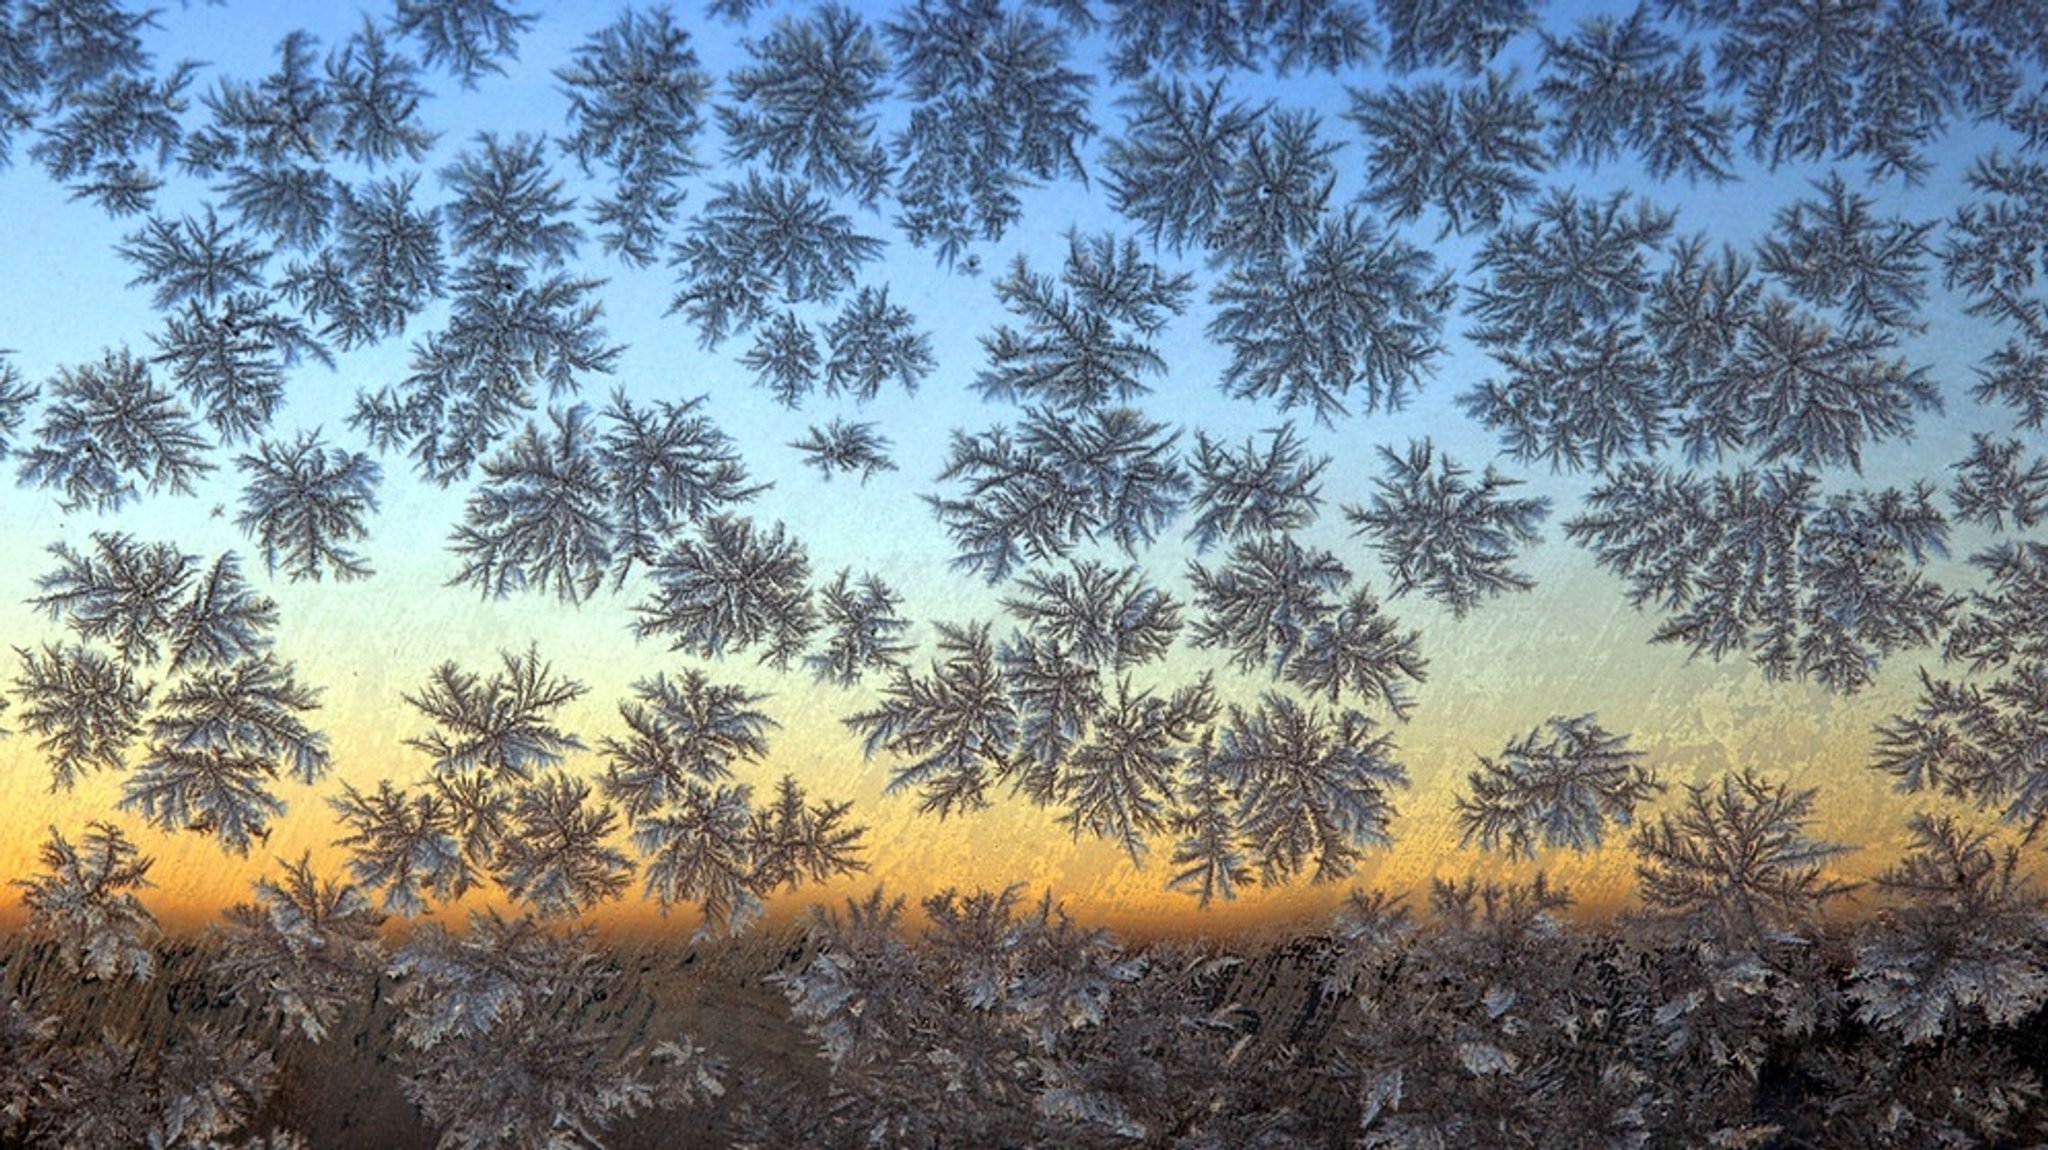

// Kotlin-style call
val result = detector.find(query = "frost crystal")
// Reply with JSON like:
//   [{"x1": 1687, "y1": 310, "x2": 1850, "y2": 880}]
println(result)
[
  {"x1": 18, "y1": 348, "x2": 213, "y2": 512},
  {"x1": 556, "y1": 8, "x2": 710, "y2": 266},
  {"x1": 807, "y1": 569, "x2": 914, "y2": 686},
  {"x1": 1456, "y1": 714, "x2": 1661, "y2": 859},
  {"x1": 791, "y1": 418, "x2": 896, "y2": 483},
  {"x1": 11, "y1": 821, "x2": 159, "y2": 981},
  {"x1": 1209, "y1": 208, "x2": 1452, "y2": 424},
  {"x1": 1345, "y1": 439, "x2": 1549, "y2": 617},
  {"x1": 718, "y1": 4, "x2": 891, "y2": 204},
  {"x1": 1347, "y1": 71, "x2": 1546, "y2": 237},
  {"x1": 235, "y1": 430, "x2": 381, "y2": 582},
  {"x1": 632, "y1": 513, "x2": 818, "y2": 670},
  {"x1": 846, "y1": 620, "x2": 1018, "y2": 818},
  {"x1": 211, "y1": 853, "x2": 386, "y2": 1041}
]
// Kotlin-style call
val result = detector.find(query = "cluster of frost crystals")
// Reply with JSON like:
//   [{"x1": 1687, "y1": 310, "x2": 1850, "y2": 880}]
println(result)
[
  {"x1": 210, "y1": 853, "x2": 386, "y2": 1041},
  {"x1": 16, "y1": 533, "x2": 332, "y2": 853},
  {"x1": 927, "y1": 406, "x2": 1186, "y2": 584},
  {"x1": 443, "y1": 395, "x2": 764, "y2": 605},
  {"x1": 4, "y1": 4, "x2": 2048, "y2": 1138},
  {"x1": 1567, "y1": 465, "x2": 1957, "y2": 693},
  {"x1": 389, "y1": 909, "x2": 724, "y2": 1149}
]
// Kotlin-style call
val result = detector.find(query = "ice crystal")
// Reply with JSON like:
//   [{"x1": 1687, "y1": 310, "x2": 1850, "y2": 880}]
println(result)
[
  {"x1": 211, "y1": 853, "x2": 386, "y2": 1041},
  {"x1": 390, "y1": 0, "x2": 534, "y2": 89},
  {"x1": 447, "y1": 405, "x2": 614, "y2": 605},
  {"x1": 975, "y1": 231, "x2": 1190, "y2": 410},
  {"x1": 1209, "y1": 208, "x2": 1452, "y2": 424},
  {"x1": 11, "y1": 820, "x2": 158, "y2": 981},
  {"x1": 807, "y1": 569, "x2": 914, "y2": 687},
  {"x1": 1187, "y1": 533, "x2": 1348, "y2": 676},
  {"x1": 666, "y1": 171, "x2": 883, "y2": 347},
  {"x1": 598, "y1": 669, "x2": 775, "y2": 821},
  {"x1": 1206, "y1": 691, "x2": 1407, "y2": 886},
  {"x1": 718, "y1": 4, "x2": 891, "y2": 204},
  {"x1": 1632, "y1": 767, "x2": 1855, "y2": 944},
  {"x1": 1102, "y1": 77, "x2": 1262, "y2": 256},
  {"x1": 1183, "y1": 423, "x2": 1328, "y2": 554},
  {"x1": 10, "y1": 641, "x2": 152, "y2": 790},
  {"x1": 928, "y1": 406, "x2": 1186, "y2": 584},
  {"x1": 1456, "y1": 714, "x2": 1660, "y2": 859},
  {"x1": 493, "y1": 771, "x2": 632, "y2": 919},
  {"x1": 18, "y1": 347, "x2": 213, "y2": 512},
  {"x1": 632, "y1": 513, "x2": 818, "y2": 670},
  {"x1": 791, "y1": 418, "x2": 896, "y2": 483},
  {"x1": 234, "y1": 430, "x2": 381, "y2": 582},
  {"x1": 403, "y1": 644, "x2": 587, "y2": 784},
  {"x1": 556, "y1": 7, "x2": 711, "y2": 266},
  {"x1": 1344, "y1": 439, "x2": 1550, "y2": 618},
  {"x1": 822, "y1": 284, "x2": 934, "y2": 401},
  {"x1": 1003, "y1": 559, "x2": 1181, "y2": 672},
  {"x1": 1848, "y1": 814, "x2": 2048, "y2": 1043},
  {"x1": 1346, "y1": 70, "x2": 1547, "y2": 237},
  {"x1": 846, "y1": 619, "x2": 1018, "y2": 819}
]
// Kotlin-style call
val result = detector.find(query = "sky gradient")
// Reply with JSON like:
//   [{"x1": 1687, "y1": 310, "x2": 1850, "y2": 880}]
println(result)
[{"x1": 0, "y1": 0, "x2": 2037, "y2": 941}]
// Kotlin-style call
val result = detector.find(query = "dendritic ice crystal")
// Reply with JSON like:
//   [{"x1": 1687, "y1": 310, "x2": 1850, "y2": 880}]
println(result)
[{"x1": 3, "y1": 0, "x2": 2048, "y2": 1144}]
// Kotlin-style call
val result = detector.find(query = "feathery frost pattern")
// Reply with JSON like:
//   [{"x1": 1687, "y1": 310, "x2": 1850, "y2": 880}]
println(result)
[{"x1": 1, "y1": 0, "x2": 2046, "y2": 1142}]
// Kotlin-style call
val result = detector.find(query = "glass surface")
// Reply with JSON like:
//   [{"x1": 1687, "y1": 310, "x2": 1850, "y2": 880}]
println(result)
[
  {"x1": 12, "y1": 3, "x2": 2048, "y2": 1144},
  {"x1": 0, "y1": 0, "x2": 2036, "y2": 940}
]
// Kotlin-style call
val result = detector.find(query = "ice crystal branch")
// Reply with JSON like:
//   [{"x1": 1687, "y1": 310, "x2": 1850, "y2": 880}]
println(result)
[
  {"x1": 632, "y1": 513, "x2": 818, "y2": 670},
  {"x1": 18, "y1": 348, "x2": 213, "y2": 512},
  {"x1": 1345, "y1": 439, "x2": 1550, "y2": 618},
  {"x1": 391, "y1": 0, "x2": 534, "y2": 89},
  {"x1": 556, "y1": 8, "x2": 711, "y2": 265},
  {"x1": 11, "y1": 821, "x2": 158, "y2": 981},
  {"x1": 1456, "y1": 714, "x2": 1660, "y2": 859}
]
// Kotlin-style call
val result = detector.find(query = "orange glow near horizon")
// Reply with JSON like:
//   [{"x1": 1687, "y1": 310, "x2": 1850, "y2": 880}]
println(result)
[{"x1": 0, "y1": 542, "x2": 1953, "y2": 944}]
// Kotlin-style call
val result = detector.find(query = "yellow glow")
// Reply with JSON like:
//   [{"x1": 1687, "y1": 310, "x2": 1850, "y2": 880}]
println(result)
[{"x1": 0, "y1": 535, "x2": 1940, "y2": 942}]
